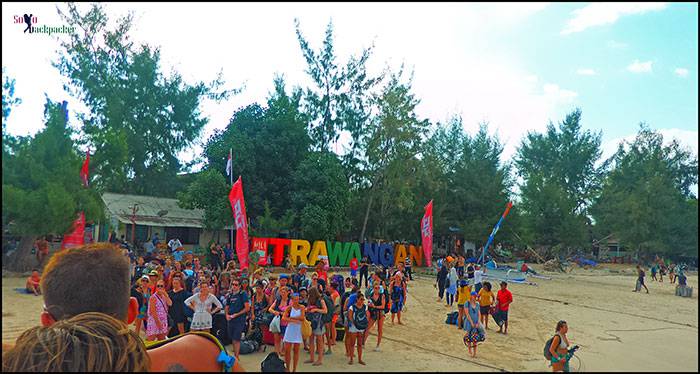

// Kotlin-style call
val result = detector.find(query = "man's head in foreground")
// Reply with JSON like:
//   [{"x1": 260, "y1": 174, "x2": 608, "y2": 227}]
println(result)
[{"x1": 40, "y1": 242, "x2": 138, "y2": 326}]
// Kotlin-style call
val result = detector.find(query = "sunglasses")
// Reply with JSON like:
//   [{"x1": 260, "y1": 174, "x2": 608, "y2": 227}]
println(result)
[
  {"x1": 157, "y1": 285, "x2": 165, "y2": 288},
  {"x1": 232, "y1": 283, "x2": 240, "y2": 286}
]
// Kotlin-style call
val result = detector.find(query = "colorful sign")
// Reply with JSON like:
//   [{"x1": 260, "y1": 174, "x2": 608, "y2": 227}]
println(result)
[
  {"x1": 228, "y1": 176, "x2": 250, "y2": 269},
  {"x1": 251, "y1": 238, "x2": 426, "y2": 267}
]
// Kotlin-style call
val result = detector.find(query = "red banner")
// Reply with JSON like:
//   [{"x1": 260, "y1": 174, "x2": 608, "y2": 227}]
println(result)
[
  {"x1": 252, "y1": 237, "x2": 269, "y2": 266},
  {"x1": 228, "y1": 176, "x2": 250, "y2": 269},
  {"x1": 421, "y1": 200, "x2": 433, "y2": 267},
  {"x1": 61, "y1": 212, "x2": 85, "y2": 250},
  {"x1": 80, "y1": 151, "x2": 90, "y2": 187}
]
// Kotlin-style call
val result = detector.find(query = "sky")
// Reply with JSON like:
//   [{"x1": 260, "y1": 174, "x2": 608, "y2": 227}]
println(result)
[{"x1": 2, "y1": 2, "x2": 698, "y2": 175}]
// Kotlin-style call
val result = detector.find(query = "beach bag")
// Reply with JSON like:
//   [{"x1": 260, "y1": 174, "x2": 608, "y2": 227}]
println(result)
[
  {"x1": 307, "y1": 311, "x2": 324, "y2": 331},
  {"x1": 352, "y1": 305, "x2": 368, "y2": 330},
  {"x1": 261, "y1": 324, "x2": 275, "y2": 345},
  {"x1": 335, "y1": 322, "x2": 346, "y2": 341},
  {"x1": 445, "y1": 311, "x2": 459, "y2": 325},
  {"x1": 269, "y1": 315, "x2": 281, "y2": 334},
  {"x1": 301, "y1": 319, "x2": 312, "y2": 339},
  {"x1": 261, "y1": 352, "x2": 286, "y2": 372},
  {"x1": 544, "y1": 335, "x2": 557, "y2": 360}
]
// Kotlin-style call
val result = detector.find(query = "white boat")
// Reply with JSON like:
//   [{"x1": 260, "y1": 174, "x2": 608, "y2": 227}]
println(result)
[{"x1": 483, "y1": 267, "x2": 527, "y2": 283}]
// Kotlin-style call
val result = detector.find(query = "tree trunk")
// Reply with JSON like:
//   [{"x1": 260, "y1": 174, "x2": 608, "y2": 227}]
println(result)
[
  {"x1": 359, "y1": 193, "x2": 374, "y2": 242},
  {"x1": 4, "y1": 236, "x2": 38, "y2": 272}
]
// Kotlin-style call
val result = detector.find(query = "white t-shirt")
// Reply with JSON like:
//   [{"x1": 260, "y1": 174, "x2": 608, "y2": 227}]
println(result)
[{"x1": 474, "y1": 269, "x2": 483, "y2": 284}]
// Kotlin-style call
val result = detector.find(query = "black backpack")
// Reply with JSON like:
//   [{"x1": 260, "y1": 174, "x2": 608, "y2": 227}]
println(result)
[
  {"x1": 322, "y1": 294, "x2": 335, "y2": 324},
  {"x1": 445, "y1": 311, "x2": 458, "y2": 325},
  {"x1": 261, "y1": 352, "x2": 286, "y2": 372},
  {"x1": 352, "y1": 305, "x2": 368, "y2": 330},
  {"x1": 240, "y1": 339, "x2": 258, "y2": 354}
]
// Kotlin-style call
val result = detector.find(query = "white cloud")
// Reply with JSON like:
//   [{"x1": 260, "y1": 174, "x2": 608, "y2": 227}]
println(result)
[
  {"x1": 674, "y1": 68, "x2": 689, "y2": 78},
  {"x1": 562, "y1": 2, "x2": 668, "y2": 35},
  {"x1": 543, "y1": 83, "x2": 578, "y2": 102},
  {"x1": 607, "y1": 40, "x2": 628, "y2": 49},
  {"x1": 627, "y1": 60, "x2": 653, "y2": 73},
  {"x1": 601, "y1": 128, "x2": 698, "y2": 163},
  {"x1": 576, "y1": 68, "x2": 596, "y2": 76}
]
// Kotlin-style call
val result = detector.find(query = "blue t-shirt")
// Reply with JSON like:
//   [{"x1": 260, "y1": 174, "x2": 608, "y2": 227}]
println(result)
[
  {"x1": 224, "y1": 247, "x2": 233, "y2": 261},
  {"x1": 225, "y1": 291, "x2": 250, "y2": 323}
]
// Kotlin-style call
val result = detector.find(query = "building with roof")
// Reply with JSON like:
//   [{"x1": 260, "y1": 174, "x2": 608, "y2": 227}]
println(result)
[{"x1": 96, "y1": 192, "x2": 231, "y2": 251}]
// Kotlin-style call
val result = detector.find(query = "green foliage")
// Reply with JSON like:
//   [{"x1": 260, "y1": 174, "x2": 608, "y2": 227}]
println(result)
[
  {"x1": 2, "y1": 68, "x2": 22, "y2": 122},
  {"x1": 591, "y1": 126, "x2": 698, "y2": 256},
  {"x1": 516, "y1": 109, "x2": 602, "y2": 248},
  {"x1": 176, "y1": 169, "x2": 231, "y2": 231},
  {"x1": 2, "y1": 98, "x2": 104, "y2": 236},
  {"x1": 54, "y1": 3, "x2": 236, "y2": 197},
  {"x1": 291, "y1": 151, "x2": 351, "y2": 240},
  {"x1": 202, "y1": 76, "x2": 310, "y2": 222},
  {"x1": 294, "y1": 18, "x2": 383, "y2": 180},
  {"x1": 253, "y1": 201, "x2": 295, "y2": 238}
]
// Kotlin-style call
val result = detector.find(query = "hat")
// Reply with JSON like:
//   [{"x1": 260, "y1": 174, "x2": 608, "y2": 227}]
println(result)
[
  {"x1": 149, "y1": 270, "x2": 158, "y2": 276},
  {"x1": 279, "y1": 274, "x2": 289, "y2": 280},
  {"x1": 470, "y1": 291, "x2": 478, "y2": 296},
  {"x1": 298, "y1": 263, "x2": 308, "y2": 269},
  {"x1": 254, "y1": 280, "x2": 265, "y2": 288},
  {"x1": 459, "y1": 280, "x2": 469, "y2": 287},
  {"x1": 291, "y1": 292, "x2": 300, "y2": 297},
  {"x1": 140, "y1": 275, "x2": 149, "y2": 281}
]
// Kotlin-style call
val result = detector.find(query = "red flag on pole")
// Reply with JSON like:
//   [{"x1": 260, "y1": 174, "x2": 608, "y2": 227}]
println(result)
[
  {"x1": 421, "y1": 200, "x2": 433, "y2": 267},
  {"x1": 61, "y1": 212, "x2": 85, "y2": 249},
  {"x1": 228, "y1": 176, "x2": 250, "y2": 269},
  {"x1": 80, "y1": 151, "x2": 90, "y2": 187}
]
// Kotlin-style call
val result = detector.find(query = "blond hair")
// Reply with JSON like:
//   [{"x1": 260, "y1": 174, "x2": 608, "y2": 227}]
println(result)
[{"x1": 2, "y1": 312, "x2": 150, "y2": 372}]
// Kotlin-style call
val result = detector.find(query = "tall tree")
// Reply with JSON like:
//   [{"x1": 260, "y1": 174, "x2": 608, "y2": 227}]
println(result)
[
  {"x1": 591, "y1": 125, "x2": 698, "y2": 257},
  {"x1": 2, "y1": 68, "x2": 24, "y2": 157},
  {"x1": 54, "y1": 3, "x2": 235, "y2": 197},
  {"x1": 3, "y1": 98, "x2": 104, "y2": 271},
  {"x1": 294, "y1": 18, "x2": 383, "y2": 184},
  {"x1": 178, "y1": 76, "x2": 310, "y2": 234},
  {"x1": 515, "y1": 109, "x2": 602, "y2": 248},
  {"x1": 360, "y1": 68, "x2": 429, "y2": 240}
]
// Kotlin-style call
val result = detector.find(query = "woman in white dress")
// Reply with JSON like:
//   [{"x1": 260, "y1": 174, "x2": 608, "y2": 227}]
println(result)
[
  {"x1": 282, "y1": 292, "x2": 305, "y2": 373},
  {"x1": 184, "y1": 281, "x2": 223, "y2": 332}
]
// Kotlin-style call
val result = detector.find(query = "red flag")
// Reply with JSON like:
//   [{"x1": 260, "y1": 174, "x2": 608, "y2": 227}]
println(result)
[
  {"x1": 421, "y1": 200, "x2": 433, "y2": 268},
  {"x1": 80, "y1": 151, "x2": 90, "y2": 187},
  {"x1": 228, "y1": 176, "x2": 250, "y2": 269},
  {"x1": 61, "y1": 212, "x2": 85, "y2": 250}
]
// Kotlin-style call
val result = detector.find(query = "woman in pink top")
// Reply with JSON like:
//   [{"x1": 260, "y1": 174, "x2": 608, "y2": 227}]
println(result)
[
  {"x1": 147, "y1": 279, "x2": 173, "y2": 341},
  {"x1": 268, "y1": 285, "x2": 292, "y2": 356}
]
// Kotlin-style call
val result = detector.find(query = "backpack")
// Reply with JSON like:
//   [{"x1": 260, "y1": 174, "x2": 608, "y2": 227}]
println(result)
[
  {"x1": 239, "y1": 339, "x2": 258, "y2": 354},
  {"x1": 322, "y1": 294, "x2": 335, "y2": 324},
  {"x1": 445, "y1": 311, "x2": 458, "y2": 325},
  {"x1": 543, "y1": 335, "x2": 558, "y2": 360},
  {"x1": 261, "y1": 352, "x2": 286, "y2": 372},
  {"x1": 352, "y1": 305, "x2": 368, "y2": 330}
]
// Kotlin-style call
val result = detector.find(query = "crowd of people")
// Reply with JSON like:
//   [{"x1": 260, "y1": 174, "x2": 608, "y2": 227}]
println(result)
[
  {"x1": 11, "y1": 235, "x2": 695, "y2": 373},
  {"x1": 118, "y1": 238, "x2": 416, "y2": 372}
]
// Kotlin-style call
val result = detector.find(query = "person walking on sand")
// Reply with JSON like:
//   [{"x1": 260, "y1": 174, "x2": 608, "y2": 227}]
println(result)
[
  {"x1": 436, "y1": 261, "x2": 448, "y2": 302},
  {"x1": 147, "y1": 279, "x2": 172, "y2": 341},
  {"x1": 346, "y1": 292, "x2": 368, "y2": 365},
  {"x1": 464, "y1": 291, "x2": 484, "y2": 358},
  {"x1": 495, "y1": 281, "x2": 512, "y2": 334},
  {"x1": 456, "y1": 279, "x2": 470, "y2": 329},
  {"x1": 364, "y1": 282, "x2": 386, "y2": 351},
  {"x1": 446, "y1": 265, "x2": 458, "y2": 307},
  {"x1": 549, "y1": 320, "x2": 577, "y2": 372},
  {"x1": 633, "y1": 265, "x2": 649, "y2": 293},
  {"x1": 477, "y1": 282, "x2": 495, "y2": 330}
]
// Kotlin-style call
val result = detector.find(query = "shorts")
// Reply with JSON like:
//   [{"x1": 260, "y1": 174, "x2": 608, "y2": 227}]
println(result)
[
  {"x1": 350, "y1": 269, "x2": 358, "y2": 277},
  {"x1": 313, "y1": 325, "x2": 326, "y2": 336},
  {"x1": 638, "y1": 277, "x2": 645, "y2": 286},
  {"x1": 369, "y1": 308, "x2": 381, "y2": 320},
  {"x1": 480, "y1": 306, "x2": 490, "y2": 315},
  {"x1": 457, "y1": 304, "x2": 464, "y2": 309},
  {"x1": 227, "y1": 319, "x2": 246, "y2": 342},
  {"x1": 348, "y1": 324, "x2": 364, "y2": 334},
  {"x1": 497, "y1": 309, "x2": 508, "y2": 322}
]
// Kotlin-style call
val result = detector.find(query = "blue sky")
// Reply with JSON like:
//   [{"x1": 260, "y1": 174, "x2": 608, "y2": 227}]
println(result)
[{"x1": 2, "y1": 2, "x2": 698, "y2": 167}]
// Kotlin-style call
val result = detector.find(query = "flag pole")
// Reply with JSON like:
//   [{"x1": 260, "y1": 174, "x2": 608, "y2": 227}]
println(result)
[{"x1": 230, "y1": 148, "x2": 234, "y2": 251}]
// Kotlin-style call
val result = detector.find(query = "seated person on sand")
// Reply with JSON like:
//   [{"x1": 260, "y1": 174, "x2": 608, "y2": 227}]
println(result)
[
  {"x1": 22, "y1": 242, "x2": 244, "y2": 372},
  {"x1": 2, "y1": 312, "x2": 150, "y2": 372},
  {"x1": 25, "y1": 269, "x2": 41, "y2": 295},
  {"x1": 520, "y1": 262, "x2": 538, "y2": 275}
]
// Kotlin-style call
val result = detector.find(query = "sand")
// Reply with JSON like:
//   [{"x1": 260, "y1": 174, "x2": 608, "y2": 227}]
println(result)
[{"x1": 2, "y1": 263, "x2": 698, "y2": 372}]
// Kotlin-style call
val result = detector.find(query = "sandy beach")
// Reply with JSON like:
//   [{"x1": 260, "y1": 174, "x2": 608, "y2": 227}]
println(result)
[{"x1": 3, "y1": 263, "x2": 698, "y2": 372}]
